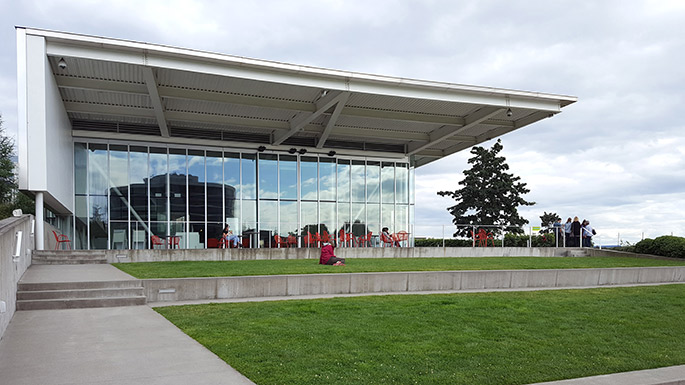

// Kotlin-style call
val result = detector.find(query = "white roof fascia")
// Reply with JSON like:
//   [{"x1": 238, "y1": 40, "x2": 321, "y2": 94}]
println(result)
[{"x1": 25, "y1": 28, "x2": 576, "y2": 111}]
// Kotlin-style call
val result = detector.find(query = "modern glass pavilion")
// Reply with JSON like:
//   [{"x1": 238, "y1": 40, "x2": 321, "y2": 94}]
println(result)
[{"x1": 16, "y1": 27, "x2": 576, "y2": 250}]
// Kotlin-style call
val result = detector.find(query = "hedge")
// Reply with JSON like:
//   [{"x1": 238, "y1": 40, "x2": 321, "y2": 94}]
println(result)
[
  {"x1": 635, "y1": 236, "x2": 685, "y2": 258},
  {"x1": 414, "y1": 234, "x2": 558, "y2": 248}
]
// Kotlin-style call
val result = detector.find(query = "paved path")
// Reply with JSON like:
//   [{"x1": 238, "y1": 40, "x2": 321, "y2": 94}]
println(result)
[
  {"x1": 2, "y1": 264, "x2": 685, "y2": 384},
  {"x1": 0, "y1": 264, "x2": 254, "y2": 385}
]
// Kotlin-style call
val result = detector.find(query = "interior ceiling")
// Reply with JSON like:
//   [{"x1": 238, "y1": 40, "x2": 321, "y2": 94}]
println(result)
[{"x1": 47, "y1": 45, "x2": 576, "y2": 167}]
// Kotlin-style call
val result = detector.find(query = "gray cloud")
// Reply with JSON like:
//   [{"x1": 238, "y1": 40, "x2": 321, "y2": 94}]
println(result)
[{"x1": 2, "y1": 0, "x2": 684, "y2": 243}]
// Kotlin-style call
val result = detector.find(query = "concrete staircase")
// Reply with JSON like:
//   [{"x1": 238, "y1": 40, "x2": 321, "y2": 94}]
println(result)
[
  {"x1": 16, "y1": 280, "x2": 146, "y2": 310},
  {"x1": 32, "y1": 251, "x2": 108, "y2": 265}
]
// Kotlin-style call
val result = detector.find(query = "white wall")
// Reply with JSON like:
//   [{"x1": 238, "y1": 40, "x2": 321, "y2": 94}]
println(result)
[
  {"x1": 17, "y1": 31, "x2": 74, "y2": 214},
  {"x1": 44, "y1": 50, "x2": 74, "y2": 214},
  {"x1": 0, "y1": 216, "x2": 34, "y2": 341}
]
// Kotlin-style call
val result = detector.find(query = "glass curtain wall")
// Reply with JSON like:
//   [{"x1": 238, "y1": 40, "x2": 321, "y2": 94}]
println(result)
[{"x1": 73, "y1": 141, "x2": 414, "y2": 249}]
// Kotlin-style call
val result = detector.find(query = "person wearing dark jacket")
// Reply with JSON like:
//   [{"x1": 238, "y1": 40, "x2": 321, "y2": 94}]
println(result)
[{"x1": 570, "y1": 217, "x2": 582, "y2": 247}]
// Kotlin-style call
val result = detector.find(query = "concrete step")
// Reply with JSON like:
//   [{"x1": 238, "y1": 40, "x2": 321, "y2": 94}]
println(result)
[
  {"x1": 17, "y1": 287, "x2": 144, "y2": 300},
  {"x1": 18, "y1": 280, "x2": 143, "y2": 292},
  {"x1": 17, "y1": 296, "x2": 147, "y2": 310},
  {"x1": 32, "y1": 254, "x2": 108, "y2": 265},
  {"x1": 32, "y1": 259, "x2": 108, "y2": 265}
]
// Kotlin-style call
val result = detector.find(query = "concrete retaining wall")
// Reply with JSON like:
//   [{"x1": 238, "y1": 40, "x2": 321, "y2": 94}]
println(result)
[
  {"x1": 36, "y1": 246, "x2": 587, "y2": 263},
  {"x1": 143, "y1": 266, "x2": 685, "y2": 303},
  {"x1": 0, "y1": 215, "x2": 35, "y2": 339}
]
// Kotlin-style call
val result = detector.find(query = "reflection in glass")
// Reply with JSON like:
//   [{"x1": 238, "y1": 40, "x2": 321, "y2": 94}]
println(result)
[
  {"x1": 320, "y1": 202, "x2": 335, "y2": 239},
  {"x1": 351, "y1": 203, "x2": 366, "y2": 237},
  {"x1": 109, "y1": 145, "x2": 128, "y2": 225},
  {"x1": 301, "y1": 201, "x2": 318, "y2": 236},
  {"x1": 259, "y1": 154, "x2": 278, "y2": 199},
  {"x1": 88, "y1": 143, "x2": 108, "y2": 196},
  {"x1": 351, "y1": 160, "x2": 365, "y2": 202},
  {"x1": 382, "y1": 203, "x2": 394, "y2": 232},
  {"x1": 337, "y1": 202, "x2": 350, "y2": 235},
  {"x1": 259, "y1": 200, "x2": 278, "y2": 247},
  {"x1": 301, "y1": 156, "x2": 318, "y2": 200},
  {"x1": 187, "y1": 222, "x2": 205, "y2": 249},
  {"x1": 73, "y1": 141, "x2": 415, "y2": 249},
  {"x1": 319, "y1": 158, "x2": 336, "y2": 201},
  {"x1": 367, "y1": 161, "x2": 380, "y2": 203},
  {"x1": 367, "y1": 203, "x2": 380, "y2": 240},
  {"x1": 396, "y1": 163, "x2": 408, "y2": 204},
  {"x1": 242, "y1": 200, "x2": 256, "y2": 233},
  {"x1": 169, "y1": 149, "x2": 187, "y2": 222},
  {"x1": 149, "y1": 148, "x2": 168, "y2": 223},
  {"x1": 242, "y1": 154, "x2": 256, "y2": 199},
  {"x1": 396, "y1": 204, "x2": 408, "y2": 231},
  {"x1": 280, "y1": 201, "x2": 298, "y2": 236},
  {"x1": 207, "y1": 222, "x2": 223, "y2": 247},
  {"x1": 110, "y1": 222, "x2": 128, "y2": 249},
  {"x1": 129, "y1": 146, "x2": 148, "y2": 222},
  {"x1": 381, "y1": 162, "x2": 395, "y2": 204},
  {"x1": 206, "y1": 151, "x2": 223, "y2": 223},
  {"x1": 337, "y1": 160, "x2": 350, "y2": 202},
  {"x1": 74, "y1": 143, "x2": 87, "y2": 195},
  {"x1": 75, "y1": 195, "x2": 87, "y2": 249},
  {"x1": 188, "y1": 150, "x2": 205, "y2": 222},
  {"x1": 150, "y1": 222, "x2": 168, "y2": 242},
  {"x1": 409, "y1": 167, "x2": 415, "y2": 205},
  {"x1": 89, "y1": 195, "x2": 108, "y2": 249},
  {"x1": 279, "y1": 155, "x2": 297, "y2": 200}
]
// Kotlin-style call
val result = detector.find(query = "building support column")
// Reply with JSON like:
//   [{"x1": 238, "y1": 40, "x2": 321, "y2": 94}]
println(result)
[{"x1": 35, "y1": 191, "x2": 44, "y2": 250}]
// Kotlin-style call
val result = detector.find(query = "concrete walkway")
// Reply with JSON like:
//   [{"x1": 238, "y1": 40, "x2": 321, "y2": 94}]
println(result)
[
  {"x1": 0, "y1": 264, "x2": 254, "y2": 385},
  {"x1": 2, "y1": 264, "x2": 685, "y2": 385}
]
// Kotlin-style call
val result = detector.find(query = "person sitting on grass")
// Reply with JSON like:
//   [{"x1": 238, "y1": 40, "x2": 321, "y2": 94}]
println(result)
[{"x1": 319, "y1": 241, "x2": 345, "y2": 266}]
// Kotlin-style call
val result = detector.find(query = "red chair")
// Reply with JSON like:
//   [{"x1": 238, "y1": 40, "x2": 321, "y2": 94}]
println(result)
[
  {"x1": 313, "y1": 232, "x2": 324, "y2": 248},
  {"x1": 207, "y1": 238, "x2": 219, "y2": 248},
  {"x1": 357, "y1": 232, "x2": 372, "y2": 247},
  {"x1": 380, "y1": 232, "x2": 394, "y2": 247},
  {"x1": 321, "y1": 231, "x2": 332, "y2": 244},
  {"x1": 274, "y1": 234, "x2": 289, "y2": 248},
  {"x1": 303, "y1": 232, "x2": 316, "y2": 248},
  {"x1": 344, "y1": 232, "x2": 357, "y2": 247},
  {"x1": 473, "y1": 229, "x2": 494, "y2": 247},
  {"x1": 167, "y1": 236, "x2": 180, "y2": 249},
  {"x1": 52, "y1": 230, "x2": 71, "y2": 250},
  {"x1": 393, "y1": 231, "x2": 409, "y2": 247},
  {"x1": 151, "y1": 235, "x2": 165, "y2": 249},
  {"x1": 287, "y1": 234, "x2": 298, "y2": 248}
]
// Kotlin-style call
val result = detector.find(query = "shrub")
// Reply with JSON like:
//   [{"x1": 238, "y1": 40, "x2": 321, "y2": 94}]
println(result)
[
  {"x1": 414, "y1": 234, "x2": 557, "y2": 248},
  {"x1": 635, "y1": 236, "x2": 685, "y2": 258},
  {"x1": 414, "y1": 238, "x2": 472, "y2": 247},
  {"x1": 635, "y1": 238, "x2": 656, "y2": 255}
]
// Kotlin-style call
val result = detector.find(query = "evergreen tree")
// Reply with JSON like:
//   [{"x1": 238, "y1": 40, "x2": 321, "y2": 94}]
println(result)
[
  {"x1": 437, "y1": 139, "x2": 534, "y2": 237},
  {"x1": 0, "y1": 114, "x2": 35, "y2": 219},
  {"x1": 0, "y1": 114, "x2": 15, "y2": 203},
  {"x1": 539, "y1": 211, "x2": 561, "y2": 234}
]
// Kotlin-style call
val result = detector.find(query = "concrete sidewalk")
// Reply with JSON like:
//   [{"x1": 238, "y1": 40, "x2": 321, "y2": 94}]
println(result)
[
  {"x1": 0, "y1": 306, "x2": 254, "y2": 385},
  {"x1": 0, "y1": 264, "x2": 254, "y2": 384}
]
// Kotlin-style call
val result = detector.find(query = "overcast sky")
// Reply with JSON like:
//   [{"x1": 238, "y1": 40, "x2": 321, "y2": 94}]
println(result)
[{"x1": 2, "y1": 0, "x2": 684, "y2": 244}]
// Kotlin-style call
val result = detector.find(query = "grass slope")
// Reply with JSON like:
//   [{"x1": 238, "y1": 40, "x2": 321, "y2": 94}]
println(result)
[
  {"x1": 157, "y1": 285, "x2": 685, "y2": 385},
  {"x1": 114, "y1": 256, "x2": 685, "y2": 279}
]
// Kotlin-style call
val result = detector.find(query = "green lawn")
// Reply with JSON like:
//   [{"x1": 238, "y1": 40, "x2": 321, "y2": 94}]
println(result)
[
  {"x1": 156, "y1": 284, "x2": 685, "y2": 385},
  {"x1": 113, "y1": 256, "x2": 685, "y2": 279}
]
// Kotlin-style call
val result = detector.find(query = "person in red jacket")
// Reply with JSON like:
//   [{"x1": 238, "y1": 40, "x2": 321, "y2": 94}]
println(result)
[{"x1": 319, "y1": 242, "x2": 345, "y2": 265}]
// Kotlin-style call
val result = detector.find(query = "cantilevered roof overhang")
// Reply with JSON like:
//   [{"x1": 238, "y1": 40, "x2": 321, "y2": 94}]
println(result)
[{"x1": 21, "y1": 27, "x2": 576, "y2": 167}]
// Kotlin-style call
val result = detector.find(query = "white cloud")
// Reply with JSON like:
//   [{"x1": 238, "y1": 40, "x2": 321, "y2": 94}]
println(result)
[{"x1": 2, "y1": 0, "x2": 685, "y2": 244}]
